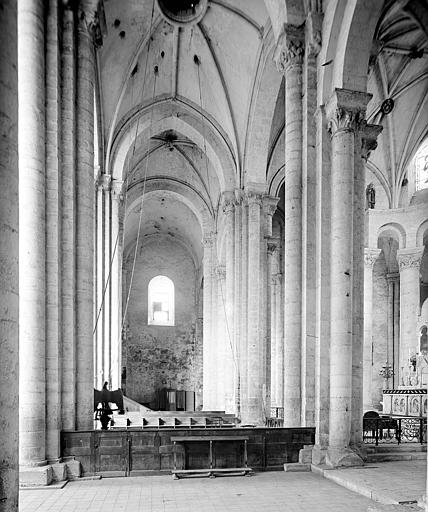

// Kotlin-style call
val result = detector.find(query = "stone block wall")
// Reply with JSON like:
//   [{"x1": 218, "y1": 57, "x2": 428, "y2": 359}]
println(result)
[{"x1": 123, "y1": 236, "x2": 202, "y2": 408}]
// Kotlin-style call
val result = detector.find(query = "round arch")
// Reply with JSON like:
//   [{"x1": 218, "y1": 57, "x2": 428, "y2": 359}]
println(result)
[
  {"x1": 377, "y1": 222, "x2": 407, "y2": 249},
  {"x1": 109, "y1": 98, "x2": 237, "y2": 192}
]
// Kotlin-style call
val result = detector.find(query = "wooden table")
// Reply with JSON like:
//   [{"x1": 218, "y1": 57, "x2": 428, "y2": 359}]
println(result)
[{"x1": 170, "y1": 435, "x2": 252, "y2": 479}]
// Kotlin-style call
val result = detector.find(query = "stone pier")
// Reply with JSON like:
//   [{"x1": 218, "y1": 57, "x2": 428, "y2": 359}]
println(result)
[{"x1": 0, "y1": 0, "x2": 19, "y2": 508}]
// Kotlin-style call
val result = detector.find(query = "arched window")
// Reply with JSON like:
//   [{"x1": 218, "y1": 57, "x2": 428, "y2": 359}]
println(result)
[
  {"x1": 413, "y1": 138, "x2": 428, "y2": 191},
  {"x1": 148, "y1": 275, "x2": 175, "y2": 326}
]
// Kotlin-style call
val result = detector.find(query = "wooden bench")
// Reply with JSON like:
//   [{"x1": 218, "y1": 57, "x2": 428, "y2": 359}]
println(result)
[{"x1": 170, "y1": 435, "x2": 252, "y2": 479}]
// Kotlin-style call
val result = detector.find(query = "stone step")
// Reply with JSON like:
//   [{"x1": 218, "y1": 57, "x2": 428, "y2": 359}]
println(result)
[
  {"x1": 366, "y1": 452, "x2": 426, "y2": 462},
  {"x1": 283, "y1": 463, "x2": 311, "y2": 472},
  {"x1": 366, "y1": 444, "x2": 426, "y2": 454}
]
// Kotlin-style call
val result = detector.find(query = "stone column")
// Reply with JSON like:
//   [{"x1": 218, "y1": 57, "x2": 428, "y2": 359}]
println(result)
[
  {"x1": 95, "y1": 177, "x2": 104, "y2": 388},
  {"x1": 61, "y1": 4, "x2": 77, "y2": 430},
  {"x1": 102, "y1": 175, "x2": 112, "y2": 386},
  {"x1": 266, "y1": 240, "x2": 278, "y2": 415},
  {"x1": 18, "y1": 0, "x2": 47, "y2": 465},
  {"x1": 111, "y1": 181, "x2": 123, "y2": 389},
  {"x1": 301, "y1": 13, "x2": 321, "y2": 428},
  {"x1": 351, "y1": 125, "x2": 382, "y2": 446},
  {"x1": 325, "y1": 89, "x2": 371, "y2": 467},
  {"x1": 245, "y1": 192, "x2": 264, "y2": 424},
  {"x1": 239, "y1": 199, "x2": 249, "y2": 420},
  {"x1": 76, "y1": 13, "x2": 95, "y2": 429},
  {"x1": 263, "y1": 197, "x2": 279, "y2": 416},
  {"x1": 271, "y1": 273, "x2": 284, "y2": 408},
  {"x1": 397, "y1": 247, "x2": 424, "y2": 381},
  {"x1": 45, "y1": 0, "x2": 62, "y2": 462},
  {"x1": 233, "y1": 192, "x2": 243, "y2": 416},
  {"x1": 222, "y1": 192, "x2": 235, "y2": 413},
  {"x1": 215, "y1": 264, "x2": 226, "y2": 410},
  {"x1": 363, "y1": 248, "x2": 381, "y2": 411},
  {"x1": 202, "y1": 232, "x2": 216, "y2": 410},
  {"x1": 274, "y1": 25, "x2": 304, "y2": 427},
  {"x1": 0, "y1": 0, "x2": 19, "y2": 507}
]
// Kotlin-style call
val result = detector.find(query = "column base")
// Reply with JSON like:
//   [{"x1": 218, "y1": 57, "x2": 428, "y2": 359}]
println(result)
[
  {"x1": 325, "y1": 447, "x2": 364, "y2": 468},
  {"x1": 311, "y1": 445, "x2": 328, "y2": 465},
  {"x1": 19, "y1": 458, "x2": 82, "y2": 487},
  {"x1": 19, "y1": 465, "x2": 53, "y2": 487}
]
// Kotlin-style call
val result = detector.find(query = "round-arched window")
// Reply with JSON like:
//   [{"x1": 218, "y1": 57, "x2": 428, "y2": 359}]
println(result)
[{"x1": 148, "y1": 275, "x2": 175, "y2": 326}]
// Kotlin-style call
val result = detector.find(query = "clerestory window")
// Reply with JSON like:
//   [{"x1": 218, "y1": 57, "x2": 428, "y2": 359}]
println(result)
[
  {"x1": 414, "y1": 138, "x2": 428, "y2": 191},
  {"x1": 148, "y1": 275, "x2": 175, "y2": 326}
]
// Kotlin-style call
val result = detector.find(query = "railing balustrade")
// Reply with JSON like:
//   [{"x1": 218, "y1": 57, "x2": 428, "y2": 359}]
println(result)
[{"x1": 363, "y1": 415, "x2": 426, "y2": 446}]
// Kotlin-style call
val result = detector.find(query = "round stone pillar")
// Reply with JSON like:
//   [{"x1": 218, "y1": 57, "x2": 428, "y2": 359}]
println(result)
[
  {"x1": 111, "y1": 181, "x2": 123, "y2": 389},
  {"x1": 202, "y1": 232, "x2": 216, "y2": 410},
  {"x1": 325, "y1": 89, "x2": 371, "y2": 466},
  {"x1": 363, "y1": 248, "x2": 381, "y2": 411},
  {"x1": 61, "y1": 4, "x2": 77, "y2": 430},
  {"x1": 245, "y1": 192, "x2": 264, "y2": 424},
  {"x1": 18, "y1": 0, "x2": 47, "y2": 465},
  {"x1": 397, "y1": 247, "x2": 424, "y2": 381},
  {"x1": 222, "y1": 192, "x2": 235, "y2": 413},
  {"x1": 274, "y1": 25, "x2": 304, "y2": 427},
  {"x1": 75, "y1": 13, "x2": 95, "y2": 429},
  {"x1": 0, "y1": 0, "x2": 19, "y2": 507}
]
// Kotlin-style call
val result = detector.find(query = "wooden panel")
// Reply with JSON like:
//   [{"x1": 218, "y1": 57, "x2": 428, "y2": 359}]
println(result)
[{"x1": 61, "y1": 427, "x2": 316, "y2": 475}]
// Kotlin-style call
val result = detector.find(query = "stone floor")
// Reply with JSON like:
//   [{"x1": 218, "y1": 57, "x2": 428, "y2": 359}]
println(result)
[
  {"x1": 19, "y1": 459, "x2": 427, "y2": 512},
  {"x1": 16, "y1": 472, "x2": 372, "y2": 512}
]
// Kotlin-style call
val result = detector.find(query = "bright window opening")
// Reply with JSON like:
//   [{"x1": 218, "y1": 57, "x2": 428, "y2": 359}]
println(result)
[
  {"x1": 414, "y1": 138, "x2": 428, "y2": 191},
  {"x1": 148, "y1": 275, "x2": 175, "y2": 326}
]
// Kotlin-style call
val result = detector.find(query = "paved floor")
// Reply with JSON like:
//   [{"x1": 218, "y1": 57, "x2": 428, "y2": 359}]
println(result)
[
  {"x1": 20, "y1": 471, "x2": 375, "y2": 512},
  {"x1": 19, "y1": 459, "x2": 427, "y2": 512},
  {"x1": 316, "y1": 459, "x2": 426, "y2": 505}
]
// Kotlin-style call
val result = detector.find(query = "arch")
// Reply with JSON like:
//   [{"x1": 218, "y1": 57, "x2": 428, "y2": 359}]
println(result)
[
  {"x1": 109, "y1": 97, "x2": 237, "y2": 192},
  {"x1": 319, "y1": 0, "x2": 383, "y2": 104},
  {"x1": 377, "y1": 222, "x2": 407, "y2": 248},
  {"x1": 125, "y1": 177, "x2": 214, "y2": 233},
  {"x1": 148, "y1": 275, "x2": 175, "y2": 326},
  {"x1": 243, "y1": 26, "x2": 282, "y2": 186},
  {"x1": 417, "y1": 219, "x2": 428, "y2": 247}
]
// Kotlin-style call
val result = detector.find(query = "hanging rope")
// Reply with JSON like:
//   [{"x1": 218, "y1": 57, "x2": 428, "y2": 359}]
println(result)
[{"x1": 93, "y1": 0, "x2": 156, "y2": 338}]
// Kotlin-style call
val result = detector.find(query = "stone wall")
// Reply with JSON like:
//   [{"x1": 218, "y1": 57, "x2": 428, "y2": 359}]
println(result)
[{"x1": 123, "y1": 236, "x2": 202, "y2": 408}]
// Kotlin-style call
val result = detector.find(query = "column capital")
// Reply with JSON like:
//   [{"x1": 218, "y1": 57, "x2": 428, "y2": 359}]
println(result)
[
  {"x1": 78, "y1": 1, "x2": 105, "y2": 48},
  {"x1": 97, "y1": 173, "x2": 111, "y2": 191},
  {"x1": 111, "y1": 180, "x2": 124, "y2": 200},
  {"x1": 360, "y1": 122, "x2": 383, "y2": 161},
  {"x1": 267, "y1": 238, "x2": 279, "y2": 256},
  {"x1": 364, "y1": 247, "x2": 381, "y2": 268},
  {"x1": 202, "y1": 232, "x2": 216, "y2": 248},
  {"x1": 274, "y1": 24, "x2": 305, "y2": 73},
  {"x1": 263, "y1": 195, "x2": 280, "y2": 217},
  {"x1": 397, "y1": 247, "x2": 424, "y2": 271},
  {"x1": 306, "y1": 11, "x2": 322, "y2": 57},
  {"x1": 326, "y1": 88, "x2": 372, "y2": 137},
  {"x1": 246, "y1": 190, "x2": 263, "y2": 206},
  {"x1": 221, "y1": 191, "x2": 235, "y2": 215}
]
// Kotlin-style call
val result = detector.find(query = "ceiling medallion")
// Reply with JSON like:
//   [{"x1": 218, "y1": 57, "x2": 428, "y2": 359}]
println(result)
[
  {"x1": 381, "y1": 98, "x2": 394, "y2": 115},
  {"x1": 156, "y1": 0, "x2": 208, "y2": 27}
]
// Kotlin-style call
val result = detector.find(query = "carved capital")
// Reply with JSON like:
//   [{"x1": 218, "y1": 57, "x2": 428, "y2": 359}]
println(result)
[
  {"x1": 267, "y1": 238, "x2": 278, "y2": 256},
  {"x1": 326, "y1": 88, "x2": 372, "y2": 137},
  {"x1": 364, "y1": 248, "x2": 381, "y2": 268},
  {"x1": 306, "y1": 12, "x2": 322, "y2": 57},
  {"x1": 397, "y1": 247, "x2": 424, "y2": 271},
  {"x1": 274, "y1": 25, "x2": 304, "y2": 73},
  {"x1": 203, "y1": 232, "x2": 216, "y2": 248},
  {"x1": 263, "y1": 196, "x2": 280, "y2": 217},
  {"x1": 360, "y1": 122, "x2": 383, "y2": 161},
  {"x1": 221, "y1": 191, "x2": 235, "y2": 215},
  {"x1": 246, "y1": 191, "x2": 263, "y2": 207},
  {"x1": 97, "y1": 173, "x2": 111, "y2": 191}
]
